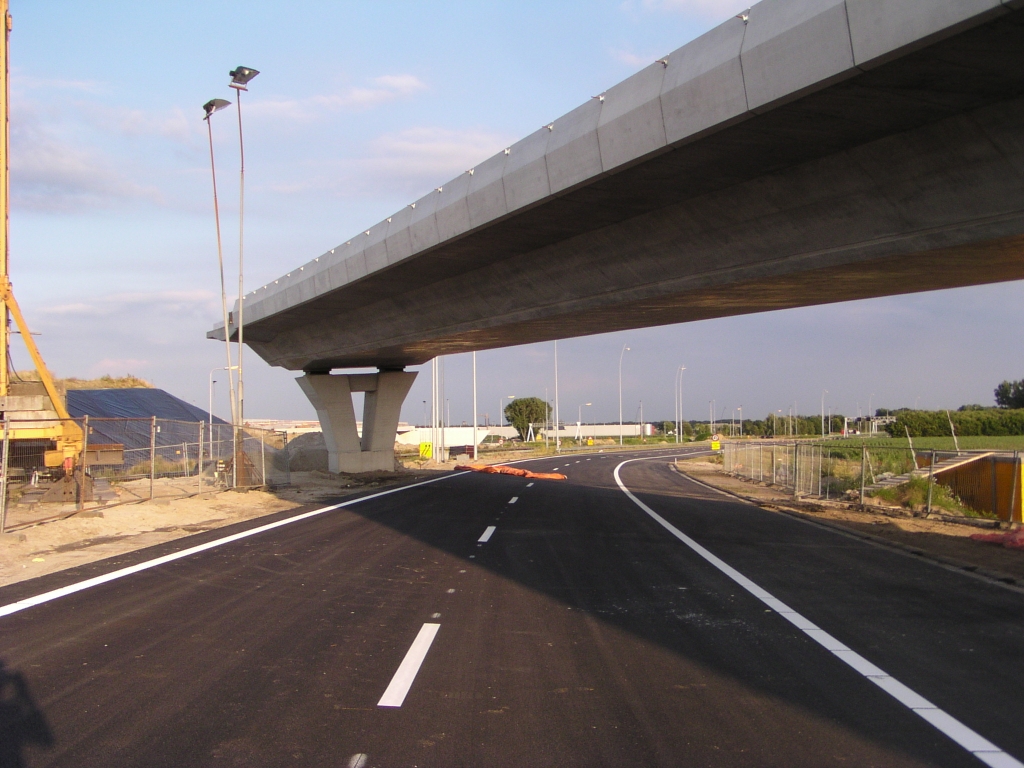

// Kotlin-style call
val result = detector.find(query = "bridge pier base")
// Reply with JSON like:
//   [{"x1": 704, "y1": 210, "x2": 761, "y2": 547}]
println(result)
[{"x1": 296, "y1": 369, "x2": 417, "y2": 474}]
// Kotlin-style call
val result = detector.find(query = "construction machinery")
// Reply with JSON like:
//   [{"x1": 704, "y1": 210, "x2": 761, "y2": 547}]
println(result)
[{"x1": 0, "y1": 0, "x2": 84, "y2": 471}]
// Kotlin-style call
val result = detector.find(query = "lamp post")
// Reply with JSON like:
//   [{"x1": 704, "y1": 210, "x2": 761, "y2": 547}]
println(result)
[
  {"x1": 675, "y1": 366, "x2": 686, "y2": 443},
  {"x1": 203, "y1": 99, "x2": 237, "y2": 429},
  {"x1": 472, "y1": 351, "x2": 478, "y2": 460},
  {"x1": 209, "y1": 365, "x2": 236, "y2": 465},
  {"x1": 738, "y1": 405, "x2": 743, "y2": 437},
  {"x1": 554, "y1": 340, "x2": 560, "y2": 453},
  {"x1": 228, "y1": 66, "x2": 258, "y2": 438},
  {"x1": 821, "y1": 389, "x2": 828, "y2": 437},
  {"x1": 577, "y1": 402, "x2": 591, "y2": 442},
  {"x1": 618, "y1": 344, "x2": 630, "y2": 446}
]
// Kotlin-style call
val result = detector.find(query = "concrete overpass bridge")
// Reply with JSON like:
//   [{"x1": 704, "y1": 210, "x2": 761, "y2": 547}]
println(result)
[{"x1": 211, "y1": 0, "x2": 1024, "y2": 472}]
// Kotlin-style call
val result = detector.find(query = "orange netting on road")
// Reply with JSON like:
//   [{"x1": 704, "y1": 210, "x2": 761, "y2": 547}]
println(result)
[
  {"x1": 970, "y1": 528, "x2": 1024, "y2": 550},
  {"x1": 455, "y1": 464, "x2": 566, "y2": 481}
]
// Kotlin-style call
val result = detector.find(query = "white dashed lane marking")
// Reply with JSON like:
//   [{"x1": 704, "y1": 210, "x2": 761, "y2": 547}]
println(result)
[
  {"x1": 478, "y1": 526, "x2": 496, "y2": 543},
  {"x1": 378, "y1": 623, "x2": 441, "y2": 708}
]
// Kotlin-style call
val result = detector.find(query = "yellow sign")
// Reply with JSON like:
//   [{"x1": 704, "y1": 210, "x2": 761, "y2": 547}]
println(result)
[
  {"x1": 587, "y1": 438, "x2": 594, "y2": 446},
  {"x1": 419, "y1": 442, "x2": 432, "y2": 459},
  {"x1": 711, "y1": 441, "x2": 721, "y2": 451}
]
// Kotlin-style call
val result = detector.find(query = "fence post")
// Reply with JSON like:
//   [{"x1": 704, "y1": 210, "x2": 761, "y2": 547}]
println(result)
[
  {"x1": 860, "y1": 445, "x2": 867, "y2": 510},
  {"x1": 198, "y1": 421, "x2": 204, "y2": 494},
  {"x1": 261, "y1": 431, "x2": 266, "y2": 487},
  {"x1": 926, "y1": 450, "x2": 936, "y2": 516},
  {"x1": 793, "y1": 443, "x2": 799, "y2": 495},
  {"x1": 78, "y1": 415, "x2": 89, "y2": 511},
  {"x1": 1012, "y1": 451, "x2": 1020, "y2": 524},
  {"x1": 0, "y1": 414, "x2": 9, "y2": 533},
  {"x1": 772, "y1": 444, "x2": 776, "y2": 484},
  {"x1": 150, "y1": 416, "x2": 157, "y2": 501},
  {"x1": 991, "y1": 455, "x2": 998, "y2": 519}
]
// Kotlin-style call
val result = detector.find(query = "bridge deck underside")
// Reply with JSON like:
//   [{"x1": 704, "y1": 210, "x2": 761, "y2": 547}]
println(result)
[{"x1": 237, "y1": 9, "x2": 1024, "y2": 371}]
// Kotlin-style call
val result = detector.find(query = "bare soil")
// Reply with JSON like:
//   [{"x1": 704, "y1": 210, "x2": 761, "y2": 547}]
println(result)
[{"x1": 678, "y1": 459, "x2": 1024, "y2": 583}]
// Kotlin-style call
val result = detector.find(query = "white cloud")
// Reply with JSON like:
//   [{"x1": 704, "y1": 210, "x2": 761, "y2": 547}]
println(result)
[
  {"x1": 10, "y1": 116, "x2": 164, "y2": 212},
  {"x1": 364, "y1": 126, "x2": 513, "y2": 181},
  {"x1": 39, "y1": 290, "x2": 219, "y2": 318},
  {"x1": 248, "y1": 74, "x2": 427, "y2": 122},
  {"x1": 12, "y1": 72, "x2": 105, "y2": 95},
  {"x1": 79, "y1": 103, "x2": 196, "y2": 144},
  {"x1": 612, "y1": 49, "x2": 665, "y2": 68},
  {"x1": 260, "y1": 126, "x2": 517, "y2": 200}
]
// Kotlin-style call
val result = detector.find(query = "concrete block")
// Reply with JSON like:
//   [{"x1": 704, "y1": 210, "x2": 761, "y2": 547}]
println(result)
[
  {"x1": 545, "y1": 98, "x2": 604, "y2": 194},
  {"x1": 741, "y1": 0, "x2": 857, "y2": 113},
  {"x1": 661, "y1": 17, "x2": 749, "y2": 145},
  {"x1": 345, "y1": 248, "x2": 368, "y2": 282},
  {"x1": 435, "y1": 171, "x2": 472, "y2": 241},
  {"x1": 408, "y1": 190, "x2": 441, "y2": 253},
  {"x1": 312, "y1": 260, "x2": 334, "y2": 296},
  {"x1": 847, "y1": 0, "x2": 1005, "y2": 69},
  {"x1": 384, "y1": 206, "x2": 415, "y2": 265},
  {"x1": 362, "y1": 221, "x2": 389, "y2": 274},
  {"x1": 503, "y1": 127, "x2": 551, "y2": 212},
  {"x1": 598, "y1": 60, "x2": 668, "y2": 172},
  {"x1": 324, "y1": 254, "x2": 350, "y2": 291},
  {"x1": 466, "y1": 150, "x2": 509, "y2": 229}
]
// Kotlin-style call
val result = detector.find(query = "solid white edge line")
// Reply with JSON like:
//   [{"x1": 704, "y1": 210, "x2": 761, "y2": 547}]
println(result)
[
  {"x1": 478, "y1": 525, "x2": 496, "y2": 543},
  {"x1": 612, "y1": 457, "x2": 1023, "y2": 768},
  {"x1": 377, "y1": 622, "x2": 441, "y2": 707},
  {"x1": 0, "y1": 473, "x2": 466, "y2": 621}
]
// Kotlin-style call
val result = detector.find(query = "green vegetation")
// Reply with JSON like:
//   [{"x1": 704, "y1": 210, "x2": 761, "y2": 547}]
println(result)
[
  {"x1": 885, "y1": 409, "x2": 1024, "y2": 438},
  {"x1": 871, "y1": 476, "x2": 988, "y2": 517},
  {"x1": 503, "y1": 397, "x2": 550, "y2": 441},
  {"x1": 16, "y1": 370, "x2": 153, "y2": 390},
  {"x1": 995, "y1": 379, "x2": 1024, "y2": 409}
]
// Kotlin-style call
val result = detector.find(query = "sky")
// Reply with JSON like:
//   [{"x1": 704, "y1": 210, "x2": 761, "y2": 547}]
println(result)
[{"x1": 6, "y1": 0, "x2": 1024, "y2": 427}]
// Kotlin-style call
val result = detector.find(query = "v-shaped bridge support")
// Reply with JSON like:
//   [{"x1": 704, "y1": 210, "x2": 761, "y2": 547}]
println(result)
[{"x1": 297, "y1": 369, "x2": 417, "y2": 474}]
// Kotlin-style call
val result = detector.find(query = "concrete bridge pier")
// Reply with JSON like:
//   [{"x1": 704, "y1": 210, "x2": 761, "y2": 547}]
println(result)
[{"x1": 296, "y1": 369, "x2": 416, "y2": 474}]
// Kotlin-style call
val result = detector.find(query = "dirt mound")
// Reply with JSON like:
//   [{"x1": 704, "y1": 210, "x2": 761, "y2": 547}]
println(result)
[{"x1": 285, "y1": 431, "x2": 328, "y2": 472}]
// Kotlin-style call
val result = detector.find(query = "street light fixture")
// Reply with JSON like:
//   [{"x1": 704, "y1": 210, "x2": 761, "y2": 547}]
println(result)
[
  {"x1": 228, "y1": 66, "x2": 259, "y2": 440},
  {"x1": 618, "y1": 344, "x2": 630, "y2": 446}
]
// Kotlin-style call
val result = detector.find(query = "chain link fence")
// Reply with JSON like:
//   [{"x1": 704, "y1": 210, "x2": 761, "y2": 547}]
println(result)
[
  {"x1": 0, "y1": 417, "x2": 290, "y2": 532},
  {"x1": 722, "y1": 441, "x2": 1022, "y2": 524}
]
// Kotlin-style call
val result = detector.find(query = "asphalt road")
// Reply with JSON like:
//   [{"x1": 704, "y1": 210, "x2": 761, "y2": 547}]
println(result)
[{"x1": 2, "y1": 447, "x2": 1023, "y2": 767}]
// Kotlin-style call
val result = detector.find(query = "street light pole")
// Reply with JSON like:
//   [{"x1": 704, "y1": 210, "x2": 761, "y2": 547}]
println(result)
[
  {"x1": 472, "y1": 351, "x2": 478, "y2": 460},
  {"x1": 228, "y1": 66, "x2": 258, "y2": 434},
  {"x1": 618, "y1": 344, "x2": 630, "y2": 446},
  {"x1": 738, "y1": 405, "x2": 743, "y2": 437},
  {"x1": 821, "y1": 389, "x2": 828, "y2": 437},
  {"x1": 676, "y1": 366, "x2": 686, "y2": 443},
  {"x1": 203, "y1": 99, "x2": 237, "y2": 429},
  {"x1": 554, "y1": 340, "x2": 560, "y2": 453}
]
